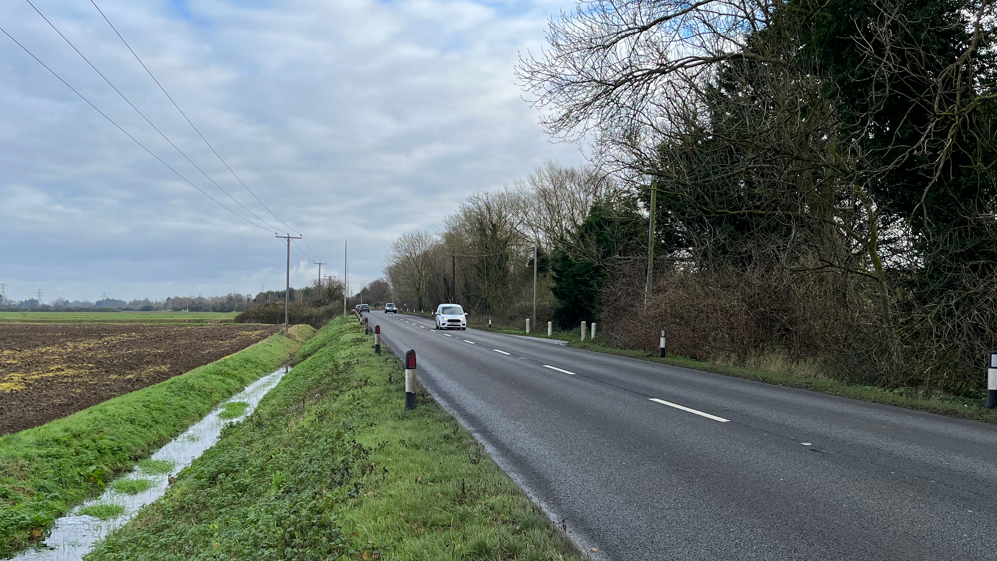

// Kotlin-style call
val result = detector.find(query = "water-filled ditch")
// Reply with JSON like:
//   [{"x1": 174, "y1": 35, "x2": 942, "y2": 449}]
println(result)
[{"x1": 11, "y1": 367, "x2": 290, "y2": 561}]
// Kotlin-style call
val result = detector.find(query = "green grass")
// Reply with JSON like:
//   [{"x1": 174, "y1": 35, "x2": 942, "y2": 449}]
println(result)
[
  {"x1": 136, "y1": 460, "x2": 174, "y2": 475},
  {"x1": 111, "y1": 480, "x2": 153, "y2": 495},
  {"x1": 217, "y1": 401, "x2": 249, "y2": 420},
  {"x1": 87, "y1": 318, "x2": 582, "y2": 561},
  {"x1": 78, "y1": 504, "x2": 125, "y2": 521},
  {"x1": 0, "y1": 327, "x2": 313, "y2": 557},
  {"x1": 0, "y1": 311, "x2": 239, "y2": 324}
]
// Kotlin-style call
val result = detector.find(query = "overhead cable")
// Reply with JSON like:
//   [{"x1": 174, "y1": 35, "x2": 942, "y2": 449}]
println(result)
[
  {"x1": 300, "y1": 237, "x2": 322, "y2": 262},
  {"x1": 88, "y1": 0, "x2": 304, "y2": 238},
  {"x1": 0, "y1": 25, "x2": 271, "y2": 233},
  {"x1": 24, "y1": 0, "x2": 281, "y2": 233}
]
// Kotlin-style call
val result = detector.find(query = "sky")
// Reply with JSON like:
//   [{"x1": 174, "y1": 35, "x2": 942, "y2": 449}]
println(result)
[{"x1": 0, "y1": 0, "x2": 585, "y2": 303}]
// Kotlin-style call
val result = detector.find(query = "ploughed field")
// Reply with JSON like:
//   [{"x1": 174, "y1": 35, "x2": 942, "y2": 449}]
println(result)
[{"x1": 0, "y1": 324, "x2": 279, "y2": 435}]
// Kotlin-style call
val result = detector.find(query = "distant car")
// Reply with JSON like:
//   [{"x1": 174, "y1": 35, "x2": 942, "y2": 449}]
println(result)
[
  {"x1": 385, "y1": 303, "x2": 397, "y2": 313},
  {"x1": 434, "y1": 303, "x2": 467, "y2": 330},
  {"x1": 360, "y1": 304, "x2": 370, "y2": 313},
  {"x1": 354, "y1": 305, "x2": 362, "y2": 314}
]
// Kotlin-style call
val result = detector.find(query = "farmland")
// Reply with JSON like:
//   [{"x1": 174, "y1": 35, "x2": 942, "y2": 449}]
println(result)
[
  {"x1": 0, "y1": 311, "x2": 238, "y2": 324},
  {"x1": 0, "y1": 323, "x2": 279, "y2": 435}
]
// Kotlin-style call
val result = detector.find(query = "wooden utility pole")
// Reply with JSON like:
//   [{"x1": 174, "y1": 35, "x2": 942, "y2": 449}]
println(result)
[
  {"x1": 451, "y1": 250, "x2": 456, "y2": 303},
  {"x1": 313, "y1": 261, "x2": 326, "y2": 286},
  {"x1": 644, "y1": 181, "x2": 657, "y2": 309},
  {"x1": 532, "y1": 243, "x2": 537, "y2": 327},
  {"x1": 276, "y1": 233, "x2": 302, "y2": 331}
]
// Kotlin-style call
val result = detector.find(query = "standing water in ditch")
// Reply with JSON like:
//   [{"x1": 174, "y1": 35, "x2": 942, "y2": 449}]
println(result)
[{"x1": 12, "y1": 367, "x2": 290, "y2": 561}]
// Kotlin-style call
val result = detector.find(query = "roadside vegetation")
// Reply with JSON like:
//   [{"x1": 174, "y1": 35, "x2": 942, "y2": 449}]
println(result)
[
  {"x1": 0, "y1": 326, "x2": 312, "y2": 556},
  {"x1": 235, "y1": 278, "x2": 346, "y2": 328},
  {"x1": 385, "y1": 0, "x2": 997, "y2": 406},
  {"x1": 87, "y1": 318, "x2": 582, "y2": 561}
]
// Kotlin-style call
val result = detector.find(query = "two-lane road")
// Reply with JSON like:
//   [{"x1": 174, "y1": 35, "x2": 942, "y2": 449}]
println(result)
[{"x1": 370, "y1": 313, "x2": 997, "y2": 560}]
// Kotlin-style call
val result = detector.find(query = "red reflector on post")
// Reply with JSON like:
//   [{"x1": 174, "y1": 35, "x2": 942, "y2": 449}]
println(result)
[
  {"x1": 365, "y1": 317, "x2": 369, "y2": 324},
  {"x1": 406, "y1": 349, "x2": 416, "y2": 369},
  {"x1": 375, "y1": 325, "x2": 380, "y2": 334}
]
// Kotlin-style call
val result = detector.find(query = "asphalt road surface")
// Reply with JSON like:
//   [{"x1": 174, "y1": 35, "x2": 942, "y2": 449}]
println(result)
[{"x1": 369, "y1": 312, "x2": 997, "y2": 560}]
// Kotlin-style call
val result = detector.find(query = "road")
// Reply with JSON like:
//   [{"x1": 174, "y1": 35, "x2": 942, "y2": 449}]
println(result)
[{"x1": 369, "y1": 312, "x2": 997, "y2": 560}]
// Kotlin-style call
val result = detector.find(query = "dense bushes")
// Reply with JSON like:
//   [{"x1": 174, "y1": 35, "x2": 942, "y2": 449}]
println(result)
[
  {"x1": 600, "y1": 261, "x2": 996, "y2": 396},
  {"x1": 234, "y1": 303, "x2": 340, "y2": 329}
]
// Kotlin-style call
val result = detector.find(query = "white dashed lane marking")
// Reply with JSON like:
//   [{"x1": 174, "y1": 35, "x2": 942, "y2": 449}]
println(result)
[
  {"x1": 493, "y1": 349, "x2": 510, "y2": 355},
  {"x1": 649, "y1": 398, "x2": 730, "y2": 423},
  {"x1": 542, "y1": 365, "x2": 575, "y2": 375}
]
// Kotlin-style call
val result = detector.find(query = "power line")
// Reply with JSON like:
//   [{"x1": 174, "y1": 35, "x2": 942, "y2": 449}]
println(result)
[
  {"x1": 287, "y1": 239, "x2": 309, "y2": 262},
  {"x1": 23, "y1": 0, "x2": 281, "y2": 233},
  {"x1": 300, "y1": 236, "x2": 322, "y2": 262},
  {"x1": 0, "y1": 25, "x2": 272, "y2": 233},
  {"x1": 88, "y1": 0, "x2": 303, "y2": 237}
]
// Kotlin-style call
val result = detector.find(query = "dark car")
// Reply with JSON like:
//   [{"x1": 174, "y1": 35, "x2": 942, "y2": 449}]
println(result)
[
  {"x1": 385, "y1": 303, "x2": 397, "y2": 313},
  {"x1": 360, "y1": 304, "x2": 370, "y2": 313}
]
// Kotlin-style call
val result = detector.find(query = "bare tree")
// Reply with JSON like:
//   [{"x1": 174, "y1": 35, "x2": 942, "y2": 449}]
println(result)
[
  {"x1": 385, "y1": 230, "x2": 437, "y2": 312},
  {"x1": 510, "y1": 160, "x2": 620, "y2": 249}
]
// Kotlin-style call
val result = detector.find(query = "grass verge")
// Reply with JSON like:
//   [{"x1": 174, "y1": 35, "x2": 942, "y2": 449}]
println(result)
[
  {"x1": 468, "y1": 317, "x2": 997, "y2": 425},
  {"x1": 0, "y1": 326, "x2": 314, "y2": 556},
  {"x1": 87, "y1": 318, "x2": 582, "y2": 561}
]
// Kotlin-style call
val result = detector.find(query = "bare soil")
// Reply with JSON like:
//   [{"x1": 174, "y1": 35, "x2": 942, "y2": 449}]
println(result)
[{"x1": 0, "y1": 324, "x2": 279, "y2": 435}]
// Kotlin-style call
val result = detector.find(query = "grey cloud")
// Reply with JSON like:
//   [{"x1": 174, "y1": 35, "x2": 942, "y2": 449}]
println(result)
[{"x1": 0, "y1": 0, "x2": 583, "y2": 303}]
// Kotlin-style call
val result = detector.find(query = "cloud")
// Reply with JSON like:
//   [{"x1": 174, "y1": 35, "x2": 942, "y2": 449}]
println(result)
[{"x1": 0, "y1": 0, "x2": 583, "y2": 302}]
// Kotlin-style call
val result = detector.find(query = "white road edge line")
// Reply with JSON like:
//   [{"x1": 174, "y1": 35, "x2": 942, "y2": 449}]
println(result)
[
  {"x1": 445, "y1": 334, "x2": 452, "y2": 337},
  {"x1": 419, "y1": 325, "x2": 425, "y2": 329},
  {"x1": 493, "y1": 349, "x2": 511, "y2": 355},
  {"x1": 464, "y1": 340, "x2": 475, "y2": 344},
  {"x1": 649, "y1": 398, "x2": 730, "y2": 423},
  {"x1": 542, "y1": 365, "x2": 575, "y2": 375}
]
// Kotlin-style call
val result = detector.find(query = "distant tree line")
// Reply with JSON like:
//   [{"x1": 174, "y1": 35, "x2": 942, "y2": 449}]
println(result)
[{"x1": 386, "y1": 0, "x2": 996, "y2": 396}]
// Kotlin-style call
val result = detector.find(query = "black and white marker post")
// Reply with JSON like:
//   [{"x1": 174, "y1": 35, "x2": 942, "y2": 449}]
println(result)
[
  {"x1": 364, "y1": 316, "x2": 370, "y2": 334},
  {"x1": 987, "y1": 351, "x2": 997, "y2": 409},
  {"x1": 404, "y1": 350, "x2": 417, "y2": 410},
  {"x1": 659, "y1": 329, "x2": 666, "y2": 357},
  {"x1": 374, "y1": 325, "x2": 381, "y2": 355}
]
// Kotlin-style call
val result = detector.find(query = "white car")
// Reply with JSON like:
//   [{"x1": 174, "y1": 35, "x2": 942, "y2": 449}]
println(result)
[{"x1": 434, "y1": 304, "x2": 467, "y2": 330}]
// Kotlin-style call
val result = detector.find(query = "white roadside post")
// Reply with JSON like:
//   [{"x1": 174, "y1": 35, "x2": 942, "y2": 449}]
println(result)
[
  {"x1": 488, "y1": 316, "x2": 492, "y2": 329},
  {"x1": 374, "y1": 325, "x2": 381, "y2": 355},
  {"x1": 526, "y1": 318, "x2": 530, "y2": 334},
  {"x1": 581, "y1": 321, "x2": 587, "y2": 342},
  {"x1": 988, "y1": 351, "x2": 997, "y2": 409},
  {"x1": 405, "y1": 350, "x2": 417, "y2": 410},
  {"x1": 659, "y1": 329, "x2": 666, "y2": 357},
  {"x1": 591, "y1": 322, "x2": 596, "y2": 341},
  {"x1": 547, "y1": 321, "x2": 552, "y2": 337}
]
